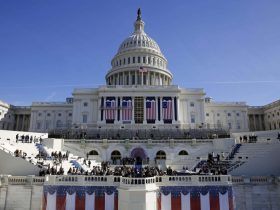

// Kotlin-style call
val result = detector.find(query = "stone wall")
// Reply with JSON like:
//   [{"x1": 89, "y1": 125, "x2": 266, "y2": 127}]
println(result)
[
  {"x1": 0, "y1": 175, "x2": 280, "y2": 210},
  {"x1": 232, "y1": 176, "x2": 280, "y2": 210}
]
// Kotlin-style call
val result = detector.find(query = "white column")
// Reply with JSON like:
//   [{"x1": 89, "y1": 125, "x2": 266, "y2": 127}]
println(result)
[
  {"x1": 156, "y1": 97, "x2": 159, "y2": 123},
  {"x1": 160, "y1": 97, "x2": 163, "y2": 124},
  {"x1": 120, "y1": 97, "x2": 123, "y2": 122},
  {"x1": 16, "y1": 114, "x2": 20, "y2": 131},
  {"x1": 115, "y1": 99, "x2": 118, "y2": 124},
  {"x1": 128, "y1": 71, "x2": 131, "y2": 85},
  {"x1": 147, "y1": 71, "x2": 150, "y2": 85},
  {"x1": 172, "y1": 98, "x2": 175, "y2": 123},
  {"x1": 21, "y1": 115, "x2": 25, "y2": 131},
  {"x1": 43, "y1": 111, "x2": 47, "y2": 131},
  {"x1": 132, "y1": 97, "x2": 135, "y2": 124},
  {"x1": 143, "y1": 97, "x2": 147, "y2": 124},
  {"x1": 176, "y1": 97, "x2": 180, "y2": 122},
  {"x1": 102, "y1": 98, "x2": 105, "y2": 123}
]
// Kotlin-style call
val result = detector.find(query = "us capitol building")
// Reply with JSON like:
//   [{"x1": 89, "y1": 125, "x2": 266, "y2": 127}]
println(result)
[{"x1": 1, "y1": 9, "x2": 280, "y2": 136}]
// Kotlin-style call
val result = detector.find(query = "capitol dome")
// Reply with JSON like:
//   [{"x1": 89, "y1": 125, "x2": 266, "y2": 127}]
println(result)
[{"x1": 105, "y1": 9, "x2": 173, "y2": 86}]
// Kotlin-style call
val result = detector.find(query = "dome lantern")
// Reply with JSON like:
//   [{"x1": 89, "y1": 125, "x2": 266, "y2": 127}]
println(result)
[{"x1": 134, "y1": 8, "x2": 145, "y2": 33}]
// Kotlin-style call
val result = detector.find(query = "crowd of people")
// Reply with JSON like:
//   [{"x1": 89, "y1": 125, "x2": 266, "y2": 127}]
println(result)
[
  {"x1": 14, "y1": 149, "x2": 27, "y2": 158},
  {"x1": 15, "y1": 134, "x2": 42, "y2": 144},
  {"x1": 204, "y1": 152, "x2": 228, "y2": 175},
  {"x1": 51, "y1": 151, "x2": 69, "y2": 162}
]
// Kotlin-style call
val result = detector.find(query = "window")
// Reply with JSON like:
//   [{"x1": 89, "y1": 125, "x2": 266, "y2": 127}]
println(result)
[
  {"x1": 228, "y1": 123, "x2": 232, "y2": 129},
  {"x1": 148, "y1": 57, "x2": 151, "y2": 64},
  {"x1": 133, "y1": 57, "x2": 135, "y2": 63},
  {"x1": 143, "y1": 57, "x2": 146, "y2": 63},
  {"x1": 128, "y1": 57, "x2": 130, "y2": 64},
  {"x1": 84, "y1": 102, "x2": 88, "y2": 107},
  {"x1": 236, "y1": 113, "x2": 240, "y2": 116},
  {"x1": 206, "y1": 113, "x2": 209, "y2": 117},
  {"x1": 46, "y1": 121, "x2": 50, "y2": 129},
  {"x1": 190, "y1": 102, "x2": 194, "y2": 107},
  {"x1": 56, "y1": 120, "x2": 62, "y2": 128},
  {"x1": 89, "y1": 150, "x2": 99, "y2": 155},
  {"x1": 228, "y1": 113, "x2": 231, "y2": 117},
  {"x1": 68, "y1": 113, "x2": 72, "y2": 117},
  {"x1": 191, "y1": 114, "x2": 195, "y2": 123},
  {"x1": 217, "y1": 113, "x2": 220, "y2": 117},
  {"x1": 179, "y1": 150, "x2": 188, "y2": 155},
  {"x1": 47, "y1": 113, "x2": 51, "y2": 117},
  {"x1": 123, "y1": 58, "x2": 125, "y2": 65},
  {"x1": 58, "y1": 113, "x2": 62, "y2": 117},
  {"x1": 38, "y1": 113, "x2": 42, "y2": 117},
  {"x1": 111, "y1": 150, "x2": 121, "y2": 160},
  {"x1": 237, "y1": 122, "x2": 241, "y2": 130},
  {"x1": 156, "y1": 150, "x2": 166, "y2": 159},
  {"x1": 66, "y1": 120, "x2": 71, "y2": 127},
  {"x1": 82, "y1": 114, "x2": 87, "y2": 123},
  {"x1": 217, "y1": 120, "x2": 221, "y2": 128},
  {"x1": 119, "y1": 60, "x2": 122, "y2": 65},
  {"x1": 138, "y1": 56, "x2": 141, "y2": 63},
  {"x1": 36, "y1": 122, "x2": 41, "y2": 129}
]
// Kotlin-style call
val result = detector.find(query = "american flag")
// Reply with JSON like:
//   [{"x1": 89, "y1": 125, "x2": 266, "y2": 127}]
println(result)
[
  {"x1": 138, "y1": 66, "x2": 148, "y2": 72},
  {"x1": 146, "y1": 97, "x2": 156, "y2": 120},
  {"x1": 162, "y1": 97, "x2": 173, "y2": 120},
  {"x1": 122, "y1": 97, "x2": 132, "y2": 121},
  {"x1": 105, "y1": 99, "x2": 116, "y2": 120}
]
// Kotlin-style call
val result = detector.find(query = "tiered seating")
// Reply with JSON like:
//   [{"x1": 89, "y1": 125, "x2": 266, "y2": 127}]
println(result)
[
  {"x1": 230, "y1": 139, "x2": 280, "y2": 176},
  {"x1": 49, "y1": 127, "x2": 230, "y2": 140},
  {"x1": 0, "y1": 136, "x2": 101, "y2": 176}
]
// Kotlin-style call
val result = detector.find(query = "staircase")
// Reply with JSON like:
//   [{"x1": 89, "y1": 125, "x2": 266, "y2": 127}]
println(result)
[{"x1": 229, "y1": 140, "x2": 280, "y2": 176}]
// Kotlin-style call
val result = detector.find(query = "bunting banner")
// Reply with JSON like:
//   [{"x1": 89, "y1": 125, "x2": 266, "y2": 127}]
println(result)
[
  {"x1": 122, "y1": 97, "x2": 132, "y2": 121},
  {"x1": 158, "y1": 186, "x2": 234, "y2": 210},
  {"x1": 105, "y1": 97, "x2": 116, "y2": 120},
  {"x1": 43, "y1": 186, "x2": 118, "y2": 210},
  {"x1": 146, "y1": 97, "x2": 156, "y2": 120},
  {"x1": 162, "y1": 97, "x2": 173, "y2": 120},
  {"x1": 43, "y1": 185, "x2": 233, "y2": 210}
]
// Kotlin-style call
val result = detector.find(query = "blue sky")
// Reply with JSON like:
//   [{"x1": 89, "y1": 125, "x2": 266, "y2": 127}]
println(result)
[{"x1": 0, "y1": 0, "x2": 279, "y2": 106}]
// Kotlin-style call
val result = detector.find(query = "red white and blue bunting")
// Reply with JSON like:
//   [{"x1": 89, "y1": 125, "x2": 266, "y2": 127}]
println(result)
[{"x1": 42, "y1": 185, "x2": 233, "y2": 210}]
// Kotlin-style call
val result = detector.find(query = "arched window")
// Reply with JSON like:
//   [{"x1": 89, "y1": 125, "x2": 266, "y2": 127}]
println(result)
[
  {"x1": 111, "y1": 150, "x2": 121, "y2": 160},
  {"x1": 88, "y1": 150, "x2": 99, "y2": 155},
  {"x1": 178, "y1": 150, "x2": 188, "y2": 156},
  {"x1": 156, "y1": 150, "x2": 166, "y2": 159}
]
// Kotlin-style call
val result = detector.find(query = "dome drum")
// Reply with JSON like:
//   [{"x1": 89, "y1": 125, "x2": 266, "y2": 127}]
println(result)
[{"x1": 106, "y1": 70, "x2": 172, "y2": 86}]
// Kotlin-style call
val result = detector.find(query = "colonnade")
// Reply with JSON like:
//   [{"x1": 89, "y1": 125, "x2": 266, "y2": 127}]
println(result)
[
  {"x1": 106, "y1": 70, "x2": 171, "y2": 86},
  {"x1": 98, "y1": 96, "x2": 179, "y2": 124}
]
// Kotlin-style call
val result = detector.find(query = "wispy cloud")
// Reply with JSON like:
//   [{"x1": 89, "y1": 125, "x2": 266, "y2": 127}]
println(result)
[
  {"x1": 189, "y1": 80, "x2": 280, "y2": 85},
  {"x1": 44, "y1": 92, "x2": 57, "y2": 101}
]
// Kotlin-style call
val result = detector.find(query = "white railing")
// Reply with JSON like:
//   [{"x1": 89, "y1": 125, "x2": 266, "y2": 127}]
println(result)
[
  {"x1": 2, "y1": 175, "x2": 278, "y2": 187},
  {"x1": 158, "y1": 175, "x2": 231, "y2": 186},
  {"x1": 120, "y1": 177, "x2": 157, "y2": 189},
  {"x1": 0, "y1": 175, "x2": 45, "y2": 186},
  {"x1": 43, "y1": 175, "x2": 232, "y2": 187}
]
